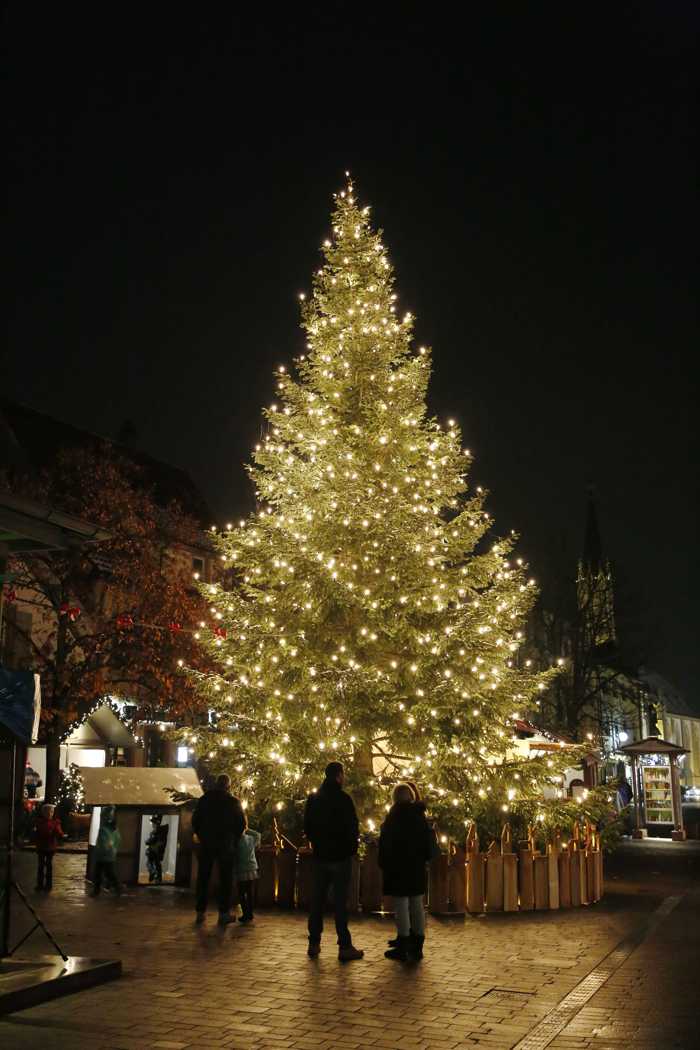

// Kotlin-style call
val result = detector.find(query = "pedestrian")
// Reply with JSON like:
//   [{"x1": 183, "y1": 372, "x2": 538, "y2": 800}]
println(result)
[
  {"x1": 237, "y1": 816, "x2": 261, "y2": 923},
  {"x1": 616, "y1": 776, "x2": 633, "y2": 810},
  {"x1": 91, "y1": 805, "x2": 122, "y2": 897},
  {"x1": 34, "y1": 803, "x2": 65, "y2": 891},
  {"x1": 303, "y1": 761, "x2": 363, "y2": 961},
  {"x1": 192, "y1": 772, "x2": 245, "y2": 927},
  {"x1": 378, "y1": 783, "x2": 436, "y2": 961},
  {"x1": 145, "y1": 814, "x2": 169, "y2": 883}
]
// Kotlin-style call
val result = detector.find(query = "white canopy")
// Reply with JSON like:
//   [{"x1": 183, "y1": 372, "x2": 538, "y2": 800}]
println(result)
[{"x1": 81, "y1": 766, "x2": 203, "y2": 807}]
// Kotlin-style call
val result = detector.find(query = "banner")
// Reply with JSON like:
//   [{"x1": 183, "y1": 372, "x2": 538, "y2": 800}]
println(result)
[{"x1": 0, "y1": 666, "x2": 41, "y2": 744}]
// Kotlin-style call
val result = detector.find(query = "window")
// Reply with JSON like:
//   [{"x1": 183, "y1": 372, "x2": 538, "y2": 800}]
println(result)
[{"x1": 192, "y1": 556, "x2": 205, "y2": 579}]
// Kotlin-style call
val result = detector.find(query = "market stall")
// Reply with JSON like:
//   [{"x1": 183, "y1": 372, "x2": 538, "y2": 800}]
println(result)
[
  {"x1": 620, "y1": 736, "x2": 689, "y2": 840},
  {"x1": 81, "y1": 766, "x2": 203, "y2": 886}
]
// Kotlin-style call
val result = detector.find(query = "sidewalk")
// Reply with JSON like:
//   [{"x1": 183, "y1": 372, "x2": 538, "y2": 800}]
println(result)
[{"x1": 1, "y1": 842, "x2": 696, "y2": 1049}]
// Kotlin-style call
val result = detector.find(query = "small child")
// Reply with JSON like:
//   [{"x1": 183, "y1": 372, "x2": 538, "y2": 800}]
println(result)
[
  {"x1": 34, "y1": 803, "x2": 65, "y2": 891},
  {"x1": 91, "y1": 805, "x2": 122, "y2": 896},
  {"x1": 236, "y1": 818, "x2": 261, "y2": 923}
]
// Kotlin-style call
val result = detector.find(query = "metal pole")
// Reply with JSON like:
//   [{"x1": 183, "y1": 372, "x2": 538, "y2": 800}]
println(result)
[
  {"x1": 670, "y1": 756, "x2": 685, "y2": 839},
  {"x1": 1, "y1": 738, "x2": 17, "y2": 956},
  {"x1": 631, "y1": 756, "x2": 642, "y2": 832}
]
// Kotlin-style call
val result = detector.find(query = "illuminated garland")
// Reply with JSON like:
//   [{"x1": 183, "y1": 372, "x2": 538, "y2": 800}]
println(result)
[{"x1": 59, "y1": 697, "x2": 136, "y2": 743}]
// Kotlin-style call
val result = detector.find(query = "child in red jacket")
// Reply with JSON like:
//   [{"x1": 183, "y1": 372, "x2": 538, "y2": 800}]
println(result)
[{"x1": 35, "y1": 803, "x2": 65, "y2": 891}]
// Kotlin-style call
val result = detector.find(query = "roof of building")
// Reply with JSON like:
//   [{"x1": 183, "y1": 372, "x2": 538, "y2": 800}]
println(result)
[
  {"x1": 639, "y1": 669, "x2": 696, "y2": 718},
  {"x1": 65, "y1": 703, "x2": 138, "y2": 749},
  {"x1": 619, "y1": 736, "x2": 689, "y2": 756},
  {"x1": 81, "y1": 766, "x2": 203, "y2": 806},
  {"x1": 0, "y1": 489, "x2": 110, "y2": 556},
  {"x1": 0, "y1": 397, "x2": 211, "y2": 525}
]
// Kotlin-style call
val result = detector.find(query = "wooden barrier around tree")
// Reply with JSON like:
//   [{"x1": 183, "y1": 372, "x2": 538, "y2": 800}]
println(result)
[
  {"x1": 246, "y1": 820, "x2": 603, "y2": 915},
  {"x1": 275, "y1": 844, "x2": 296, "y2": 908},
  {"x1": 429, "y1": 823, "x2": 603, "y2": 916},
  {"x1": 359, "y1": 840, "x2": 383, "y2": 912},
  {"x1": 256, "y1": 844, "x2": 276, "y2": 907}
]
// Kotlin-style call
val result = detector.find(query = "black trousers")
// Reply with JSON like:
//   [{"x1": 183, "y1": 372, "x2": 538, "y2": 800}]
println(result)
[
  {"x1": 308, "y1": 857, "x2": 352, "y2": 947},
  {"x1": 36, "y1": 851, "x2": 53, "y2": 890},
  {"x1": 239, "y1": 879, "x2": 255, "y2": 918},
  {"x1": 195, "y1": 846, "x2": 234, "y2": 914},
  {"x1": 93, "y1": 860, "x2": 121, "y2": 894},
  {"x1": 147, "y1": 849, "x2": 163, "y2": 882}
]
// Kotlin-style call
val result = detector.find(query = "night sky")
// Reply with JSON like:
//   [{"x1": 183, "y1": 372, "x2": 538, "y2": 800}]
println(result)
[{"x1": 5, "y1": 7, "x2": 698, "y2": 699}]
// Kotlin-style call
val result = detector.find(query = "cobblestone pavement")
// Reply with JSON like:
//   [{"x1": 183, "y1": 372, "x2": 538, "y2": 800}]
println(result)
[{"x1": 2, "y1": 844, "x2": 697, "y2": 1050}]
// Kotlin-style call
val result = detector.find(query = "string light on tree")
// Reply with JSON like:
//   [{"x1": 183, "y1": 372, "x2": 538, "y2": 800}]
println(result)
[{"x1": 186, "y1": 175, "x2": 611, "y2": 843}]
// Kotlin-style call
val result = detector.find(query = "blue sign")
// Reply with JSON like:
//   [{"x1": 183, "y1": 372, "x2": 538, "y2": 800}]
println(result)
[{"x1": 0, "y1": 666, "x2": 41, "y2": 744}]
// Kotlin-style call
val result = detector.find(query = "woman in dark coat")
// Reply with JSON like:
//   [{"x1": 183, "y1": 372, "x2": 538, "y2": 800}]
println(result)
[{"x1": 378, "y1": 783, "x2": 435, "y2": 961}]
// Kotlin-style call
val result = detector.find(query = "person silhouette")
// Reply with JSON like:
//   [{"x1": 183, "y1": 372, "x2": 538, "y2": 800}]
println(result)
[{"x1": 146, "y1": 814, "x2": 169, "y2": 883}]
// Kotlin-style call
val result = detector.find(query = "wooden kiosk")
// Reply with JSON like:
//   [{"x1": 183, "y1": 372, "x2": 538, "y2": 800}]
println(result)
[
  {"x1": 620, "y1": 737, "x2": 689, "y2": 841},
  {"x1": 81, "y1": 766, "x2": 203, "y2": 885}
]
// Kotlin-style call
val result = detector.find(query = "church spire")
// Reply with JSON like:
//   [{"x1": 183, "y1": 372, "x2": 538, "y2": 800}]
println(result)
[
  {"x1": 582, "y1": 492, "x2": 603, "y2": 573},
  {"x1": 577, "y1": 490, "x2": 616, "y2": 647}
]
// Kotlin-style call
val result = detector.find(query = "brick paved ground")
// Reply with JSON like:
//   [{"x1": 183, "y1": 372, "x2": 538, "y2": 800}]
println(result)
[{"x1": 1, "y1": 843, "x2": 697, "y2": 1050}]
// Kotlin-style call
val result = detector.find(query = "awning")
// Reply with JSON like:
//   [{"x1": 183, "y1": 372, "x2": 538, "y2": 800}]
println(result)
[
  {"x1": 0, "y1": 489, "x2": 109, "y2": 557},
  {"x1": 81, "y1": 766, "x2": 203, "y2": 807}
]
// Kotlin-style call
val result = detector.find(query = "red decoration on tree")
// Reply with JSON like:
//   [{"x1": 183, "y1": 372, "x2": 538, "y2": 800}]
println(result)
[
  {"x1": 59, "y1": 602, "x2": 81, "y2": 621},
  {"x1": 168, "y1": 621, "x2": 182, "y2": 635},
  {"x1": 3, "y1": 588, "x2": 16, "y2": 604},
  {"x1": 116, "y1": 613, "x2": 135, "y2": 631},
  {"x1": 214, "y1": 626, "x2": 227, "y2": 639}
]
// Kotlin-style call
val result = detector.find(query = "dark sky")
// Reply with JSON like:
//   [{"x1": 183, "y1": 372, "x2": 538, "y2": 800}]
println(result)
[{"x1": 5, "y1": 6, "x2": 698, "y2": 697}]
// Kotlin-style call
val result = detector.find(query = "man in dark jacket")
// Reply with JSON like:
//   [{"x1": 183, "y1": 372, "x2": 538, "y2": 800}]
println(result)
[
  {"x1": 192, "y1": 773, "x2": 245, "y2": 926},
  {"x1": 304, "y1": 762, "x2": 363, "y2": 961}
]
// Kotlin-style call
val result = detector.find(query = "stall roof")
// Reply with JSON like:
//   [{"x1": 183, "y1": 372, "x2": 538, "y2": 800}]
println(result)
[
  {"x1": 81, "y1": 766, "x2": 203, "y2": 806},
  {"x1": 66, "y1": 703, "x2": 138, "y2": 749},
  {"x1": 619, "y1": 736, "x2": 689, "y2": 756},
  {"x1": 0, "y1": 488, "x2": 110, "y2": 555}
]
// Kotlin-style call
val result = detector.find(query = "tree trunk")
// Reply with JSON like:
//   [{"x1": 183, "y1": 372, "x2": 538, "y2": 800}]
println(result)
[{"x1": 45, "y1": 730, "x2": 62, "y2": 803}]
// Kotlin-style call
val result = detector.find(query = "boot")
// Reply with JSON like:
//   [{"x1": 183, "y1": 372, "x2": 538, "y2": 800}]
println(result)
[
  {"x1": 384, "y1": 936, "x2": 411, "y2": 961},
  {"x1": 409, "y1": 933, "x2": 425, "y2": 960},
  {"x1": 388, "y1": 928, "x2": 413, "y2": 947},
  {"x1": 338, "y1": 944, "x2": 364, "y2": 962}
]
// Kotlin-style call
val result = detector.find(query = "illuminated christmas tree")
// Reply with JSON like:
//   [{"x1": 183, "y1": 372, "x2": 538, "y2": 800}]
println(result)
[
  {"x1": 188, "y1": 177, "x2": 611, "y2": 843},
  {"x1": 56, "y1": 762, "x2": 86, "y2": 814}
]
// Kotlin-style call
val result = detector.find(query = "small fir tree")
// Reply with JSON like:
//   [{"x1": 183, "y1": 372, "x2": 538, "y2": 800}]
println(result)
[
  {"x1": 188, "y1": 178, "x2": 614, "y2": 844},
  {"x1": 56, "y1": 762, "x2": 86, "y2": 813}
]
